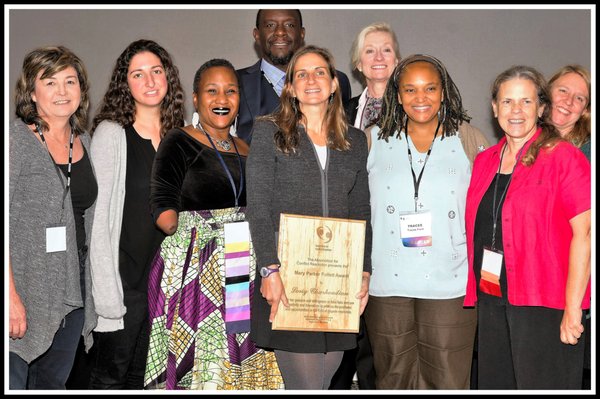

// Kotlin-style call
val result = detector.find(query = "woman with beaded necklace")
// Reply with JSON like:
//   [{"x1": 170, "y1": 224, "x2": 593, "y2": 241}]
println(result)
[{"x1": 144, "y1": 58, "x2": 283, "y2": 390}]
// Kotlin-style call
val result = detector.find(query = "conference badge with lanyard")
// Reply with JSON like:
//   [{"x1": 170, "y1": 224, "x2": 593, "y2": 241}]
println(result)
[
  {"x1": 479, "y1": 143, "x2": 524, "y2": 297},
  {"x1": 197, "y1": 122, "x2": 251, "y2": 333},
  {"x1": 398, "y1": 120, "x2": 440, "y2": 247},
  {"x1": 37, "y1": 124, "x2": 73, "y2": 253}
]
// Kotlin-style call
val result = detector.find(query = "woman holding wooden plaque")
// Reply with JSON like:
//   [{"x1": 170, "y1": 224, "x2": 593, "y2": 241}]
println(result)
[{"x1": 246, "y1": 45, "x2": 372, "y2": 390}]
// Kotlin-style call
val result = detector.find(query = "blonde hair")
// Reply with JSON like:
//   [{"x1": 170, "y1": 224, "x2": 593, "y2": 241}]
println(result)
[
  {"x1": 548, "y1": 64, "x2": 591, "y2": 148},
  {"x1": 350, "y1": 22, "x2": 400, "y2": 73}
]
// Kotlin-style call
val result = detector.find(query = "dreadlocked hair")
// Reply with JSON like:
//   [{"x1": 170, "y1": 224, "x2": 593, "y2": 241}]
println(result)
[{"x1": 377, "y1": 54, "x2": 471, "y2": 142}]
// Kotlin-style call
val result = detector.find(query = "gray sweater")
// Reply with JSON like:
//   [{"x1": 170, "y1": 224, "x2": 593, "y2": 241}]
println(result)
[
  {"x1": 246, "y1": 119, "x2": 372, "y2": 353},
  {"x1": 9, "y1": 118, "x2": 96, "y2": 363},
  {"x1": 89, "y1": 120, "x2": 128, "y2": 332}
]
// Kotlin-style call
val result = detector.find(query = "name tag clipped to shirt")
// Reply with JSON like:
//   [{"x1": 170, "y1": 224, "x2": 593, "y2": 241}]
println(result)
[
  {"x1": 399, "y1": 211, "x2": 432, "y2": 247},
  {"x1": 46, "y1": 224, "x2": 67, "y2": 253},
  {"x1": 479, "y1": 246, "x2": 503, "y2": 297}
]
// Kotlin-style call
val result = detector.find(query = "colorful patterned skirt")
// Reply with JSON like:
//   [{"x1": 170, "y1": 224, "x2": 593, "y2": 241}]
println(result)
[{"x1": 144, "y1": 208, "x2": 283, "y2": 390}]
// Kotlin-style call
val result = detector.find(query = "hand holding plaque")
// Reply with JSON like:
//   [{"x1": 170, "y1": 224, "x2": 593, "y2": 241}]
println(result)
[{"x1": 272, "y1": 214, "x2": 366, "y2": 333}]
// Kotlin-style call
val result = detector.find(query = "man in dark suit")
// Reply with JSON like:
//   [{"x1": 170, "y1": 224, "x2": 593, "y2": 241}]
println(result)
[{"x1": 236, "y1": 9, "x2": 352, "y2": 144}]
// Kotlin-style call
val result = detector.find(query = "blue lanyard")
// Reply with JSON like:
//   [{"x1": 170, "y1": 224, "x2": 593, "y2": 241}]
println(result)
[{"x1": 197, "y1": 122, "x2": 244, "y2": 207}]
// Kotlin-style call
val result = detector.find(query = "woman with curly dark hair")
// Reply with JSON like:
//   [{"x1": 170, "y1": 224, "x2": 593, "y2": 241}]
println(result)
[{"x1": 87, "y1": 39, "x2": 185, "y2": 389}]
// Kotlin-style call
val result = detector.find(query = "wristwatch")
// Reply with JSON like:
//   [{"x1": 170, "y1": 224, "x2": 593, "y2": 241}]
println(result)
[{"x1": 259, "y1": 265, "x2": 280, "y2": 278}]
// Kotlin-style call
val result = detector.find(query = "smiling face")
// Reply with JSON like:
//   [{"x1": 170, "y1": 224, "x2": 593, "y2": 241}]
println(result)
[
  {"x1": 357, "y1": 31, "x2": 398, "y2": 85},
  {"x1": 550, "y1": 72, "x2": 589, "y2": 137},
  {"x1": 31, "y1": 66, "x2": 81, "y2": 122},
  {"x1": 289, "y1": 52, "x2": 338, "y2": 110},
  {"x1": 127, "y1": 51, "x2": 168, "y2": 110},
  {"x1": 194, "y1": 66, "x2": 240, "y2": 135},
  {"x1": 397, "y1": 61, "x2": 443, "y2": 127},
  {"x1": 253, "y1": 9, "x2": 305, "y2": 69},
  {"x1": 492, "y1": 78, "x2": 544, "y2": 142}
]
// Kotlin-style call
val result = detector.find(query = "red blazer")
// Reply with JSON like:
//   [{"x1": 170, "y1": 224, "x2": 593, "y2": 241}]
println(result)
[{"x1": 464, "y1": 128, "x2": 591, "y2": 309}]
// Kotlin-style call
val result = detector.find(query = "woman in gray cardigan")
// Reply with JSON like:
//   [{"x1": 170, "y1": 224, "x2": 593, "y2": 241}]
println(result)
[
  {"x1": 246, "y1": 45, "x2": 372, "y2": 390},
  {"x1": 87, "y1": 39, "x2": 185, "y2": 389},
  {"x1": 9, "y1": 46, "x2": 97, "y2": 390}
]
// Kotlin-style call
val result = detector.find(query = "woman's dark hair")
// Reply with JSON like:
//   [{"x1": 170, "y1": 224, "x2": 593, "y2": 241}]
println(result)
[
  {"x1": 15, "y1": 45, "x2": 90, "y2": 136},
  {"x1": 262, "y1": 45, "x2": 349, "y2": 154},
  {"x1": 192, "y1": 58, "x2": 239, "y2": 95},
  {"x1": 92, "y1": 39, "x2": 185, "y2": 137},
  {"x1": 491, "y1": 65, "x2": 561, "y2": 166},
  {"x1": 378, "y1": 54, "x2": 471, "y2": 142}
]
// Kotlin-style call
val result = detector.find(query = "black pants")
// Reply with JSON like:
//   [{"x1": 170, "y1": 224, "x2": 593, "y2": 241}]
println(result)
[
  {"x1": 11, "y1": 308, "x2": 84, "y2": 390},
  {"x1": 328, "y1": 315, "x2": 376, "y2": 389},
  {"x1": 88, "y1": 291, "x2": 150, "y2": 389},
  {"x1": 477, "y1": 294, "x2": 585, "y2": 389}
]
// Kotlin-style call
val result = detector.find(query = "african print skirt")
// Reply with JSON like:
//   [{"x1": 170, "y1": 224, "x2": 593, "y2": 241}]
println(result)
[{"x1": 144, "y1": 208, "x2": 283, "y2": 390}]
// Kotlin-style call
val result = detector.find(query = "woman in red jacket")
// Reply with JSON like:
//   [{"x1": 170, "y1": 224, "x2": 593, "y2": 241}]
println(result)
[{"x1": 464, "y1": 65, "x2": 590, "y2": 389}]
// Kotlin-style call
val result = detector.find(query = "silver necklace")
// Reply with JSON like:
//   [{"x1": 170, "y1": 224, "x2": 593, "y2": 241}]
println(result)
[{"x1": 196, "y1": 122, "x2": 231, "y2": 151}]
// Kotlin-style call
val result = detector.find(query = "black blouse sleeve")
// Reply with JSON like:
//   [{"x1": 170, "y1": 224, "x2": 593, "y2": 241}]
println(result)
[{"x1": 149, "y1": 128, "x2": 188, "y2": 221}]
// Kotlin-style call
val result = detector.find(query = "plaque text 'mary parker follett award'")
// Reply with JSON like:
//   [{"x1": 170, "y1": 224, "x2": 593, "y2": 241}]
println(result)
[{"x1": 272, "y1": 214, "x2": 366, "y2": 333}]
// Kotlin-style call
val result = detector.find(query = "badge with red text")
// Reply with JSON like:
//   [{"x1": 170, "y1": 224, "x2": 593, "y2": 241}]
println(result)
[{"x1": 479, "y1": 246, "x2": 503, "y2": 297}]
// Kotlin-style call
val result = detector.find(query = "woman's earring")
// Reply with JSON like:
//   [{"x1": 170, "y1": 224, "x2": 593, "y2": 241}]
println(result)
[
  {"x1": 292, "y1": 97, "x2": 298, "y2": 115},
  {"x1": 329, "y1": 93, "x2": 334, "y2": 104},
  {"x1": 192, "y1": 111, "x2": 199, "y2": 127}
]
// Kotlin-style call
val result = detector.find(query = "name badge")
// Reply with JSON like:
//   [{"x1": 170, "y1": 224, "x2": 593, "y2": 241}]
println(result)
[
  {"x1": 224, "y1": 221, "x2": 251, "y2": 334},
  {"x1": 46, "y1": 225, "x2": 67, "y2": 253},
  {"x1": 480, "y1": 246, "x2": 503, "y2": 297},
  {"x1": 399, "y1": 211, "x2": 432, "y2": 247}
]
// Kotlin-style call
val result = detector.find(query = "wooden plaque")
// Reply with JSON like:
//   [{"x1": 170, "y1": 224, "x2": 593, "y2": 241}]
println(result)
[{"x1": 272, "y1": 213, "x2": 366, "y2": 333}]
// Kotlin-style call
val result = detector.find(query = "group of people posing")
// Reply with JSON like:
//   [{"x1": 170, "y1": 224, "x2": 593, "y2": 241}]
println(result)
[{"x1": 9, "y1": 9, "x2": 591, "y2": 391}]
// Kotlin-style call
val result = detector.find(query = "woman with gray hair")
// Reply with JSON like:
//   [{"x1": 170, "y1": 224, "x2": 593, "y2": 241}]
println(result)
[
  {"x1": 465, "y1": 65, "x2": 590, "y2": 389},
  {"x1": 346, "y1": 22, "x2": 400, "y2": 132},
  {"x1": 330, "y1": 22, "x2": 400, "y2": 390}
]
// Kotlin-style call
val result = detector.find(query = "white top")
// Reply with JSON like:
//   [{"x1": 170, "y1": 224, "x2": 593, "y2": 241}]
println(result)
[{"x1": 313, "y1": 143, "x2": 328, "y2": 169}]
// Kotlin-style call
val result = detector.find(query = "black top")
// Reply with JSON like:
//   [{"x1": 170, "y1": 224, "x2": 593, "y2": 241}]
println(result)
[
  {"x1": 58, "y1": 146, "x2": 97, "y2": 251},
  {"x1": 118, "y1": 125, "x2": 165, "y2": 293},
  {"x1": 473, "y1": 172, "x2": 510, "y2": 300},
  {"x1": 150, "y1": 127, "x2": 247, "y2": 218}
]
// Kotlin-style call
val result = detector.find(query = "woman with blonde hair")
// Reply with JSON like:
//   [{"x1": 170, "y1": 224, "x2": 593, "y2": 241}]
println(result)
[{"x1": 548, "y1": 64, "x2": 590, "y2": 159}]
